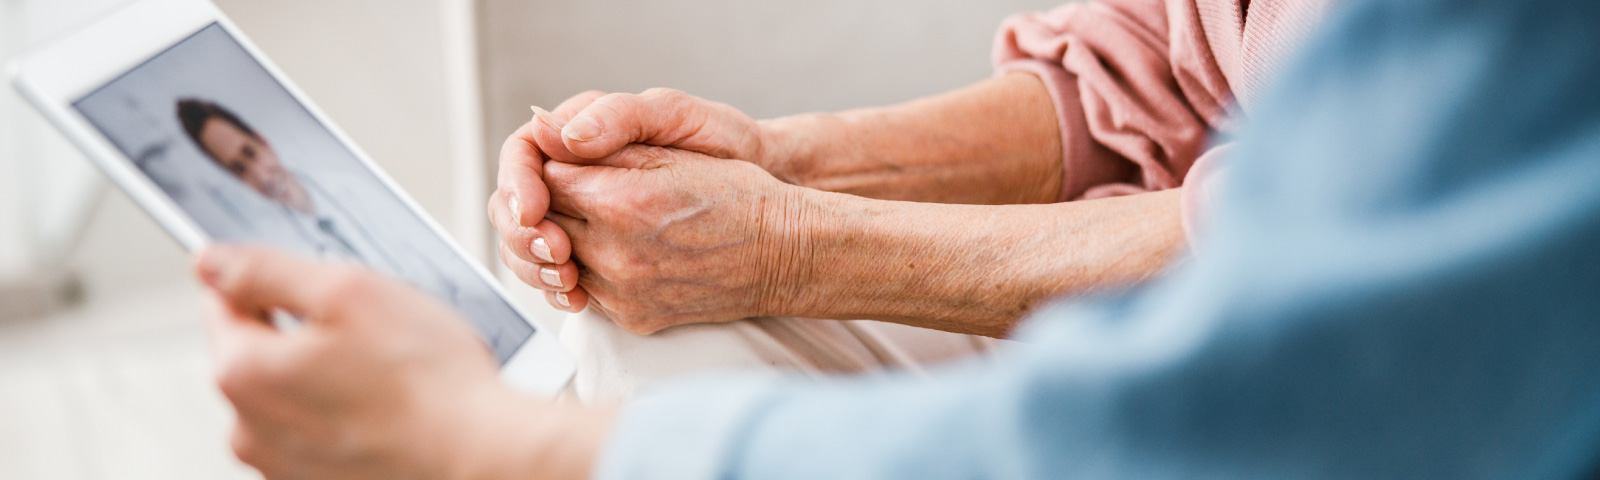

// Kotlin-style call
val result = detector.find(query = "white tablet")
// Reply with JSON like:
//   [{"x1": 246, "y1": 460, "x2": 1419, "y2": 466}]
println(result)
[{"x1": 9, "y1": 0, "x2": 574, "y2": 395}]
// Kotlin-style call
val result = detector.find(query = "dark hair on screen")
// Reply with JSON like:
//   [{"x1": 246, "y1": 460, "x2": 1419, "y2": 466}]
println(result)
[{"x1": 176, "y1": 98, "x2": 260, "y2": 152}]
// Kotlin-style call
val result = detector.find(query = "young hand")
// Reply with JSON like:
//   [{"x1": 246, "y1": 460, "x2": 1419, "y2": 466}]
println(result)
[{"x1": 195, "y1": 246, "x2": 610, "y2": 480}]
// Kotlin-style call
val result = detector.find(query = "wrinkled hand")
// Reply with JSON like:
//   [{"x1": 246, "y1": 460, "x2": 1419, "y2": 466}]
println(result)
[
  {"x1": 194, "y1": 246, "x2": 602, "y2": 480},
  {"x1": 537, "y1": 144, "x2": 811, "y2": 334},
  {"x1": 533, "y1": 88, "x2": 770, "y2": 168},
  {"x1": 489, "y1": 93, "x2": 604, "y2": 313},
  {"x1": 494, "y1": 88, "x2": 780, "y2": 313}
]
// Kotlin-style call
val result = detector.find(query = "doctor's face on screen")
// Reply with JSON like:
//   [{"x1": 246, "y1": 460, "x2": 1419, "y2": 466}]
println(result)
[{"x1": 178, "y1": 99, "x2": 314, "y2": 214}]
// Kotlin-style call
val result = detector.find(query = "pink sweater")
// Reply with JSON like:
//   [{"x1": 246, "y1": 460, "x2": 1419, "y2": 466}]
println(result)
[{"x1": 993, "y1": 0, "x2": 1334, "y2": 243}]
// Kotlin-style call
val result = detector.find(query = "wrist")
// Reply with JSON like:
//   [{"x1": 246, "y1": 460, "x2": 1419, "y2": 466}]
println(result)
[
  {"x1": 751, "y1": 183, "x2": 843, "y2": 318},
  {"x1": 755, "y1": 113, "x2": 830, "y2": 184},
  {"x1": 448, "y1": 385, "x2": 615, "y2": 480}
]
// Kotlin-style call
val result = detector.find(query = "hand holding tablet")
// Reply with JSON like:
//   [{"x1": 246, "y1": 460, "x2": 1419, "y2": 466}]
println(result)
[
  {"x1": 9, "y1": 0, "x2": 573, "y2": 394},
  {"x1": 194, "y1": 244, "x2": 612, "y2": 480}
]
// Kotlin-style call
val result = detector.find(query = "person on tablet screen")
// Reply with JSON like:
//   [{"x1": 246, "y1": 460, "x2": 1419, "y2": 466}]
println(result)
[{"x1": 175, "y1": 99, "x2": 474, "y2": 323}]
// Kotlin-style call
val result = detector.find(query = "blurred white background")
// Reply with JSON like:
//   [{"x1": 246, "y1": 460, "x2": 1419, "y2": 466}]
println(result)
[{"x1": 0, "y1": 0, "x2": 1059, "y2": 477}]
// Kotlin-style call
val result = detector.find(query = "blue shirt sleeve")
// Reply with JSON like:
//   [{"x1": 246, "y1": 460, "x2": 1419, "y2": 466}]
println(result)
[{"x1": 597, "y1": 0, "x2": 1600, "y2": 478}]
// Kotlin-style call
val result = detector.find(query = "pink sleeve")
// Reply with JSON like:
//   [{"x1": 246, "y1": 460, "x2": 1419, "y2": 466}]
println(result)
[{"x1": 993, "y1": 0, "x2": 1235, "y2": 202}]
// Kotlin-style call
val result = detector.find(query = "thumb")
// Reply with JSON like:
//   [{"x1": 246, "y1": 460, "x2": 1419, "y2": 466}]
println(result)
[
  {"x1": 559, "y1": 89, "x2": 762, "y2": 162},
  {"x1": 196, "y1": 245, "x2": 367, "y2": 325}
]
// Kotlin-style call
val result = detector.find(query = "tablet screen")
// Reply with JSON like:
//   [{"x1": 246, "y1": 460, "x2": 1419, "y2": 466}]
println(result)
[{"x1": 72, "y1": 23, "x2": 533, "y2": 364}]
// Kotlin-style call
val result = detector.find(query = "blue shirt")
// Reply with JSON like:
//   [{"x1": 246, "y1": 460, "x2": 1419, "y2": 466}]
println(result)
[{"x1": 598, "y1": 0, "x2": 1600, "y2": 477}]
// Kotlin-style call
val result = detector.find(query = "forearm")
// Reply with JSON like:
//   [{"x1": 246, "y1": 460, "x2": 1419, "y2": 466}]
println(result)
[
  {"x1": 772, "y1": 188, "x2": 1185, "y2": 337},
  {"x1": 758, "y1": 72, "x2": 1063, "y2": 205}
]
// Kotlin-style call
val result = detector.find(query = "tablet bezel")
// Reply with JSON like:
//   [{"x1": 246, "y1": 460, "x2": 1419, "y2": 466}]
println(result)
[{"x1": 8, "y1": 0, "x2": 574, "y2": 396}]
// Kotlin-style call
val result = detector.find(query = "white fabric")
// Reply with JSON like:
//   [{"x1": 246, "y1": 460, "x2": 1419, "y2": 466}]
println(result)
[{"x1": 558, "y1": 310, "x2": 1004, "y2": 403}]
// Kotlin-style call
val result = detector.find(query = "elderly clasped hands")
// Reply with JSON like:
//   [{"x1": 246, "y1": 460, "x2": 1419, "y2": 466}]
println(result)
[
  {"x1": 491, "y1": 75, "x2": 1186, "y2": 339},
  {"x1": 490, "y1": 89, "x2": 809, "y2": 334}
]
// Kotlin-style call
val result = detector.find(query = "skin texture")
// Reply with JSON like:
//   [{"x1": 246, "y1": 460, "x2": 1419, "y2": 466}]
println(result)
[
  {"x1": 196, "y1": 246, "x2": 610, "y2": 480},
  {"x1": 540, "y1": 146, "x2": 810, "y2": 333},
  {"x1": 494, "y1": 73, "x2": 1185, "y2": 336},
  {"x1": 197, "y1": 118, "x2": 315, "y2": 214},
  {"x1": 786, "y1": 188, "x2": 1182, "y2": 336}
]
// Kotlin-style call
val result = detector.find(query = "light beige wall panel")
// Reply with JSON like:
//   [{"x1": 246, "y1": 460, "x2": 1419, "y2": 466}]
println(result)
[
  {"x1": 478, "y1": 0, "x2": 1069, "y2": 152},
  {"x1": 214, "y1": 0, "x2": 460, "y2": 229}
]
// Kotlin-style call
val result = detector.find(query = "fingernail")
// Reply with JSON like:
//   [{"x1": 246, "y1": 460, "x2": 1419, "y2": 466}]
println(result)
[
  {"x1": 508, "y1": 194, "x2": 527, "y2": 227},
  {"x1": 563, "y1": 115, "x2": 601, "y2": 142},
  {"x1": 555, "y1": 291, "x2": 571, "y2": 308},
  {"x1": 196, "y1": 246, "x2": 231, "y2": 288},
  {"x1": 539, "y1": 266, "x2": 564, "y2": 289},
  {"x1": 530, "y1": 237, "x2": 555, "y2": 263},
  {"x1": 531, "y1": 106, "x2": 563, "y2": 130}
]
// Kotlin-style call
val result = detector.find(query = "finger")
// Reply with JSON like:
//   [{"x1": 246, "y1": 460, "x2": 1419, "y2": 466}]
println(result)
[
  {"x1": 200, "y1": 292, "x2": 277, "y2": 350},
  {"x1": 530, "y1": 106, "x2": 586, "y2": 165},
  {"x1": 542, "y1": 211, "x2": 590, "y2": 257},
  {"x1": 587, "y1": 144, "x2": 680, "y2": 170},
  {"x1": 229, "y1": 417, "x2": 296, "y2": 478},
  {"x1": 229, "y1": 422, "x2": 273, "y2": 473},
  {"x1": 495, "y1": 121, "x2": 551, "y2": 228},
  {"x1": 543, "y1": 146, "x2": 678, "y2": 219},
  {"x1": 490, "y1": 196, "x2": 572, "y2": 265},
  {"x1": 542, "y1": 211, "x2": 595, "y2": 276},
  {"x1": 196, "y1": 245, "x2": 367, "y2": 323},
  {"x1": 528, "y1": 91, "x2": 613, "y2": 165},
  {"x1": 561, "y1": 88, "x2": 762, "y2": 161},
  {"x1": 545, "y1": 287, "x2": 590, "y2": 313},
  {"x1": 200, "y1": 292, "x2": 283, "y2": 381},
  {"x1": 497, "y1": 242, "x2": 581, "y2": 292},
  {"x1": 543, "y1": 161, "x2": 627, "y2": 220}
]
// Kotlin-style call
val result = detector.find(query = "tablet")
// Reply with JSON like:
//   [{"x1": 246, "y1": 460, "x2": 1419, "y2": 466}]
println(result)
[{"x1": 9, "y1": 0, "x2": 574, "y2": 395}]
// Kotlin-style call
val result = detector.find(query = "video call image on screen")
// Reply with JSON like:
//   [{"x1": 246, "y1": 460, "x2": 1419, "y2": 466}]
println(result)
[{"x1": 73, "y1": 23, "x2": 532, "y2": 363}]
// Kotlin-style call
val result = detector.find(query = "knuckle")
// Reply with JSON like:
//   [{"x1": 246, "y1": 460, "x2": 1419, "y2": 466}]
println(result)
[
  {"x1": 587, "y1": 98, "x2": 633, "y2": 127},
  {"x1": 230, "y1": 428, "x2": 261, "y2": 465},
  {"x1": 499, "y1": 132, "x2": 534, "y2": 162},
  {"x1": 595, "y1": 256, "x2": 636, "y2": 284},
  {"x1": 593, "y1": 92, "x2": 633, "y2": 112},
  {"x1": 486, "y1": 197, "x2": 505, "y2": 231},
  {"x1": 215, "y1": 363, "x2": 254, "y2": 401},
  {"x1": 587, "y1": 192, "x2": 629, "y2": 219},
  {"x1": 643, "y1": 87, "x2": 687, "y2": 103},
  {"x1": 612, "y1": 189, "x2": 653, "y2": 214},
  {"x1": 507, "y1": 227, "x2": 538, "y2": 251},
  {"x1": 318, "y1": 269, "x2": 378, "y2": 313},
  {"x1": 216, "y1": 351, "x2": 283, "y2": 402},
  {"x1": 219, "y1": 250, "x2": 267, "y2": 294}
]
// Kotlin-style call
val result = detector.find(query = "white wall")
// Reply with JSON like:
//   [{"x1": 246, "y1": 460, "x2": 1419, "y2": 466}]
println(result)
[
  {"x1": 1, "y1": 0, "x2": 124, "y2": 278},
  {"x1": 478, "y1": 0, "x2": 1067, "y2": 142},
  {"x1": 0, "y1": 0, "x2": 23, "y2": 278},
  {"x1": 212, "y1": 0, "x2": 466, "y2": 237}
]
